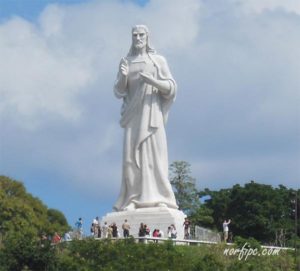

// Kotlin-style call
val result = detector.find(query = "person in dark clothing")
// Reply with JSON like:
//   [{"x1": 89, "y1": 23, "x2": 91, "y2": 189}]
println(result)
[
  {"x1": 138, "y1": 223, "x2": 145, "y2": 243},
  {"x1": 112, "y1": 222, "x2": 118, "y2": 238}
]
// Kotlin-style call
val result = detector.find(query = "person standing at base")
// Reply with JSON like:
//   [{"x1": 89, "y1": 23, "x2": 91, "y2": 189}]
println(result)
[
  {"x1": 167, "y1": 226, "x2": 172, "y2": 239},
  {"x1": 183, "y1": 217, "x2": 191, "y2": 239},
  {"x1": 138, "y1": 223, "x2": 146, "y2": 243},
  {"x1": 223, "y1": 219, "x2": 231, "y2": 242},
  {"x1": 170, "y1": 224, "x2": 177, "y2": 239},
  {"x1": 112, "y1": 222, "x2": 118, "y2": 238},
  {"x1": 122, "y1": 219, "x2": 130, "y2": 238},
  {"x1": 102, "y1": 222, "x2": 108, "y2": 238},
  {"x1": 52, "y1": 232, "x2": 61, "y2": 244},
  {"x1": 75, "y1": 217, "x2": 83, "y2": 239}
]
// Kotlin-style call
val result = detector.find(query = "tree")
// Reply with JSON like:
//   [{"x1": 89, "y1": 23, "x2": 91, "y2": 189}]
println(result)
[
  {"x1": 0, "y1": 175, "x2": 70, "y2": 270},
  {"x1": 47, "y1": 208, "x2": 69, "y2": 234},
  {"x1": 202, "y1": 181, "x2": 299, "y2": 244},
  {"x1": 169, "y1": 161, "x2": 200, "y2": 214},
  {"x1": 188, "y1": 204, "x2": 215, "y2": 228},
  {"x1": 0, "y1": 175, "x2": 70, "y2": 237}
]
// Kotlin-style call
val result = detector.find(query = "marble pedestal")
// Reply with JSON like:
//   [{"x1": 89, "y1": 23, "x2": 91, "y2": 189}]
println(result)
[{"x1": 101, "y1": 207, "x2": 186, "y2": 239}]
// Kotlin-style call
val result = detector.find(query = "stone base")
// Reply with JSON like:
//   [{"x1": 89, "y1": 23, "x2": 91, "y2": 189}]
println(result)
[{"x1": 101, "y1": 207, "x2": 186, "y2": 239}]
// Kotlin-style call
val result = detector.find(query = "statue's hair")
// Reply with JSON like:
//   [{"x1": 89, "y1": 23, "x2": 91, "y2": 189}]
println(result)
[{"x1": 127, "y1": 25, "x2": 156, "y2": 56}]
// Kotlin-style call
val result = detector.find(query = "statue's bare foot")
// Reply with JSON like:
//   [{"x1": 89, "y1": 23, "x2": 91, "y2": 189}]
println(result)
[{"x1": 124, "y1": 202, "x2": 135, "y2": 211}]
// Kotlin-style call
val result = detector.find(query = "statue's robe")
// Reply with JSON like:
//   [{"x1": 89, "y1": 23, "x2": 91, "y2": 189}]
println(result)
[{"x1": 113, "y1": 53, "x2": 178, "y2": 211}]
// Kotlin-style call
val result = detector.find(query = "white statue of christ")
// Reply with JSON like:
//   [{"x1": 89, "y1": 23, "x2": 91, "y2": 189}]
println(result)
[{"x1": 113, "y1": 25, "x2": 178, "y2": 211}]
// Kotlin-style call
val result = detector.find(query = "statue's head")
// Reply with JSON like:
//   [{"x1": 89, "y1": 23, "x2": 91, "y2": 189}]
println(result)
[{"x1": 127, "y1": 24, "x2": 155, "y2": 56}]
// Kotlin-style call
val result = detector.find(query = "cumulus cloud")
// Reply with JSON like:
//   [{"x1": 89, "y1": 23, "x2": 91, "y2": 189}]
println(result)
[
  {"x1": 0, "y1": 17, "x2": 94, "y2": 129},
  {"x1": 0, "y1": 0, "x2": 299, "y2": 213},
  {"x1": 232, "y1": 0, "x2": 300, "y2": 15}
]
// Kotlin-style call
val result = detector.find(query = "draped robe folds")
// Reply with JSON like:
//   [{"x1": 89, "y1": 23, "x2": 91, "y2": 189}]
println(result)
[{"x1": 113, "y1": 53, "x2": 178, "y2": 211}]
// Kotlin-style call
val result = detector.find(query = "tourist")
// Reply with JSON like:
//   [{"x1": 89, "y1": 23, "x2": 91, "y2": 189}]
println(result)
[
  {"x1": 122, "y1": 219, "x2": 130, "y2": 238},
  {"x1": 144, "y1": 224, "x2": 151, "y2": 244},
  {"x1": 64, "y1": 231, "x2": 72, "y2": 241},
  {"x1": 152, "y1": 229, "x2": 160, "y2": 243},
  {"x1": 75, "y1": 217, "x2": 83, "y2": 239},
  {"x1": 144, "y1": 224, "x2": 151, "y2": 237},
  {"x1": 183, "y1": 217, "x2": 191, "y2": 239},
  {"x1": 138, "y1": 223, "x2": 145, "y2": 243},
  {"x1": 152, "y1": 229, "x2": 159, "y2": 237},
  {"x1": 167, "y1": 226, "x2": 172, "y2": 239},
  {"x1": 223, "y1": 219, "x2": 231, "y2": 243},
  {"x1": 112, "y1": 222, "x2": 118, "y2": 238},
  {"x1": 107, "y1": 224, "x2": 113, "y2": 238},
  {"x1": 102, "y1": 222, "x2": 109, "y2": 238},
  {"x1": 93, "y1": 216, "x2": 100, "y2": 225},
  {"x1": 96, "y1": 223, "x2": 101, "y2": 238},
  {"x1": 170, "y1": 224, "x2": 177, "y2": 239},
  {"x1": 52, "y1": 232, "x2": 61, "y2": 244}
]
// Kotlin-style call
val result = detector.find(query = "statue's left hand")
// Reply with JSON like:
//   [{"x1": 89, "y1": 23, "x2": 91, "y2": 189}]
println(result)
[{"x1": 139, "y1": 72, "x2": 156, "y2": 86}]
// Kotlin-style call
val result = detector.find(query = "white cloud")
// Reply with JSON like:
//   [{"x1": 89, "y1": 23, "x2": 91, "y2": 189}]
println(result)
[
  {"x1": 0, "y1": 17, "x2": 95, "y2": 129},
  {"x1": 0, "y1": 0, "x2": 299, "y2": 204},
  {"x1": 232, "y1": 0, "x2": 300, "y2": 15}
]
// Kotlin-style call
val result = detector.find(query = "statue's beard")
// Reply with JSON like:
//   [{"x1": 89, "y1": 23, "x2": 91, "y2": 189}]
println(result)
[{"x1": 134, "y1": 43, "x2": 146, "y2": 50}]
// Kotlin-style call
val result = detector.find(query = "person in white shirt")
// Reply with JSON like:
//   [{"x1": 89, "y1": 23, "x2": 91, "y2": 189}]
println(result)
[
  {"x1": 102, "y1": 222, "x2": 109, "y2": 238},
  {"x1": 223, "y1": 219, "x2": 231, "y2": 242}
]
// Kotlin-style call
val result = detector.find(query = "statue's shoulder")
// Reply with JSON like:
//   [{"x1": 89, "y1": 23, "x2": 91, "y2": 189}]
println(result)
[{"x1": 149, "y1": 53, "x2": 168, "y2": 66}]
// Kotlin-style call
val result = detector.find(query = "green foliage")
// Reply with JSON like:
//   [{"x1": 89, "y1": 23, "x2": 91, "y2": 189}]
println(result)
[
  {"x1": 202, "y1": 181, "x2": 299, "y2": 245},
  {"x1": 0, "y1": 226, "x2": 59, "y2": 271},
  {"x1": 0, "y1": 176, "x2": 70, "y2": 270},
  {"x1": 56, "y1": 239, "x2": 186, "y2": 271},
  {"x1": 52, "y1": 240, "x2": 295, "y2": 271},
  {"x1": 0, "y1": 176, "x2": 70, "y2": 238},
  {"x1": 234, "y1": 236, "x2": 261, "y2": 250},
  {"x1": 169, "y1": 161, "x2": 200, "y2": 214},
  {"x1": 192, "y1": 254, "x2": 224, "y2": 271},
  {"x1": 189, "y1": 204, "x2": 215, "y2": 228},
  {"x1": 47, "y1": 208, "x2": 69, "y2": 234}
]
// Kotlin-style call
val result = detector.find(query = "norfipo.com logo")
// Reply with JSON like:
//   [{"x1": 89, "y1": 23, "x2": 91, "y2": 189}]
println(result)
[{"x1": 223, "y1": 243, "x2": 281, "y2": 260}]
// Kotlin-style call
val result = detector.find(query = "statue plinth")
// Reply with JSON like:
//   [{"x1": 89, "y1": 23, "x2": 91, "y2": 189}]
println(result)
[{"x1": 101, "y1": 207, "x2": 186, "y2": 239}]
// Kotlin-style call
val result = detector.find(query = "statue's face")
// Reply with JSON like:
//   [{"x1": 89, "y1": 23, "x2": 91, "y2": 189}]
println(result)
[{"x1": 132, "y1": 28, "x2": 147, "y2": 50}]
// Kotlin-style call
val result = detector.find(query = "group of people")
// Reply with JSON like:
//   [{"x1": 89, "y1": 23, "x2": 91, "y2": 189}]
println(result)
[
  {"x1": 40, "y1": 232, "x2": 68, "y2": 245},
  {"x1": 86, "y1": 217, "x2": 193, "y2": 240},
  {"x1": 89, "y1": 218, "x2": 189, "y2": 241},
  {"x1": 89, "y1": 219, "x2": 131, "y2": 239},
  {"x1": 138, "y1": 223, "x2": 164, "y2": 237},
  {"x1": 45, "y1": 216, "x2": 231, "y2": 245}
]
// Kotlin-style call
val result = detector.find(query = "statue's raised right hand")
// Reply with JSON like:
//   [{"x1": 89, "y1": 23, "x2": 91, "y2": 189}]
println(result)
[{"x1": 120, "y1": 58, "x2": 128, "y2": 76}]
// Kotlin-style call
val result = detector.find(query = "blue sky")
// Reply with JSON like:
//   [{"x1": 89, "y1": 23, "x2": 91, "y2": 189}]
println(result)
[{"x1": 0, "y1": 0, "x2": 299, "y2": 234}]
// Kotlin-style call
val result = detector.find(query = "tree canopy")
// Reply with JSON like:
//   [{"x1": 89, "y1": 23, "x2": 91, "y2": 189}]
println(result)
[
  {"x1": 0, "y1": 175, "x2": 69, "y2": 237},
  {"x1": 199, "y1": 181, "x2": 299, "y2": 245},
  {"x1": 0, "y1": 176, "x2": 70, "y2": 270}
]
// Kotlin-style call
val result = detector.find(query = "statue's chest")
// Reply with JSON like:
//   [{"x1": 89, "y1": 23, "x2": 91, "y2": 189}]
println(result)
[{"x1": 128, "y1": 59, "x2": 156, "y2": 82}]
